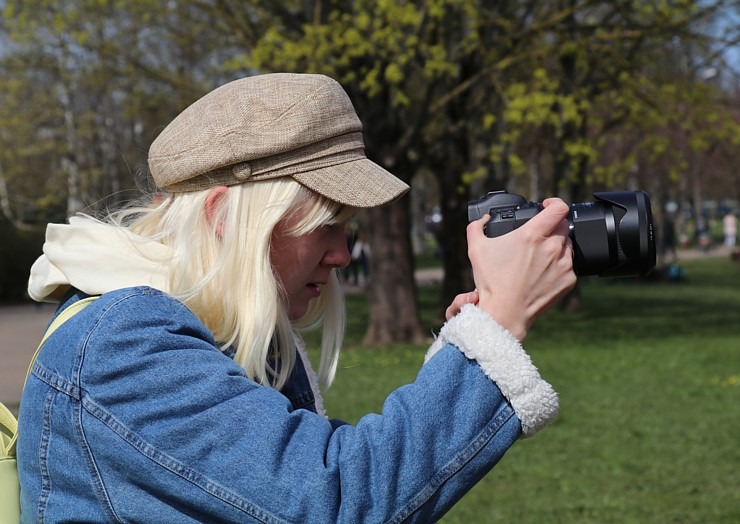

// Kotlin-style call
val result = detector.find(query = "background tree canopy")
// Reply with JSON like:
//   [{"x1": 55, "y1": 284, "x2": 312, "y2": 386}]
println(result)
[{"x1": 2, "y1": 0, "x2": 739, "y2": 338}]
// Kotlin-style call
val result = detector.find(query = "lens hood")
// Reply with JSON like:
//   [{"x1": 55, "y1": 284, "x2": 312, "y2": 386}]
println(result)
[{"x1": 592, "y1": 191, "x2": 656, "y2": 277}]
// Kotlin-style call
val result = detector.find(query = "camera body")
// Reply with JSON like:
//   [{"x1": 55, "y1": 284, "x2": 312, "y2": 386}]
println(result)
[{"x1": 467, "y1": 190, "x2": 656, "y2": 277}]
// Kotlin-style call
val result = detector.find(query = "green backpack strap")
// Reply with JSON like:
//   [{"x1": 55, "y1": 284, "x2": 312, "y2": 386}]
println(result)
[
  {"x1": 0, "y1": 406, "x2": 17, "y2": 458},
  {"x1": 2, "y1": 296, "x2": 99, "y2": 459},
  {"x1": 0, "y1": 403, "x2": 21, "y2": 524}
]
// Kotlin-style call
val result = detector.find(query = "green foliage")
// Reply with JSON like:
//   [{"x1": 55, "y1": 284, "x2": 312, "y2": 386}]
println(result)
[
  {"x1": 320, "y1": 257, "x2": 740, "y2": 522},
  {"x1": 2, "y1": 0, "x2": 739, "y2": 217},
  {"x1": 461, "y1": 166, "x2": 487, "y2": 186},
  {"x1": 244, "y1": 0, "x2": 455, "y2": 103},
  {"x1": 1, "y1": 0, "x2": 227, "y2": 223}
]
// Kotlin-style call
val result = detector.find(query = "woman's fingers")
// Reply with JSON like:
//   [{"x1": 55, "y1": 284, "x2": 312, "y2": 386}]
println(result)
[
  {"x1": 530, "y1": 198, "x2": 571, "y2": 236},
  {"x1": 445, "y1": 290, "x2": 479, "y2": 320}
]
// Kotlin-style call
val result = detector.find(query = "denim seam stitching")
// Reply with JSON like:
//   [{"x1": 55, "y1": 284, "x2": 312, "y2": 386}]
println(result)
[
  {"x1": 74, "y1": 395, "x2": 125, "y2": 523},
  {"x1": 80, "y1": 395, "x2": 284, "y2": 524},
  {"x1": 72, "y1": 289, "x2": 186, "y2": 391},
  {"x1": 37, "y1": 390, "x2": 55, "y2": 523},
  {"x1": 32, "y1": 364, "x2": 80, "y2": 399},
  {"x1": 387, "y1": 405, "x2": 516, "y2": 523},
  {"x1": 70, "y1": 292, "x2": 141, "y2": 523}
]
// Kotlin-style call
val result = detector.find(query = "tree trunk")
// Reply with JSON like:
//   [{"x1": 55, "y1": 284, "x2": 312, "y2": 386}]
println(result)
[
  {"x1": 59, "y1": 79, "x2": 84, "y2": 216},
  {"x1": 0, "y1": 163, "x2": 14, "y2": 225},
  {"x1": 436, "y1": 136, "x2": 475, "y2": 322},
  {"x1": 437, "y1": 191, "x2": 474, "y2": 323},
  {"x1": 362, "y1": 195, "x2": 427, "y2": 345}
]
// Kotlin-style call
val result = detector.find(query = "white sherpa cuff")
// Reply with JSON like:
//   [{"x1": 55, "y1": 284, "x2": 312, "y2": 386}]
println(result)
[{"x1": 425, "y1": 304, "x2": 558, "y2": 438}]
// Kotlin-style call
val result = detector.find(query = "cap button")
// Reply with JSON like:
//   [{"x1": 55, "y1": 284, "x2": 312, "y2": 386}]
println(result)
[{"x1": 232, "y1": 162, "x2": 252, "y2": 181}]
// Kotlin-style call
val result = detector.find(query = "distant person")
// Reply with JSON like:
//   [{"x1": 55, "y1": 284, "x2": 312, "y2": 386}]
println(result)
[
  {"x1": 723, "y1": 211, "x2": 737, "y2": 248},
  {"x1": 661, "y1": 214, "x2": 677, "y2": 261},
  {"x1": 696, "y1": 216, "x2": 711, "y2": 254},
  {"x1": 19, "y1": 73, "x2": 576, "y2": 521},
  {"x1": 350, "y1": 231, "x2": 370, "y2": 286}
]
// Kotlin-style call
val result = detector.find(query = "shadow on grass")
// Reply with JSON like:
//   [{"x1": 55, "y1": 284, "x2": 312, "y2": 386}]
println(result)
[{"x1": 538, "y1": 266, "x2": 740, "y2": 345}]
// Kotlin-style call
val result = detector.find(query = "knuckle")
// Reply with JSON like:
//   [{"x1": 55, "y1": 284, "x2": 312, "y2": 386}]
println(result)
[{"x1": 543, "y1": 238, "x2": 561, "y2": 257}]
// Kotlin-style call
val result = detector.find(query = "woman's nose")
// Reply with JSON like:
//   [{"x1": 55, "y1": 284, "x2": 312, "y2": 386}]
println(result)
[
  {"x1": 324, "y1": 229, "x2": 351, "y2": 269},
  {"x1": 328, "y1": 242, "x2": 351, "y2": 269}
]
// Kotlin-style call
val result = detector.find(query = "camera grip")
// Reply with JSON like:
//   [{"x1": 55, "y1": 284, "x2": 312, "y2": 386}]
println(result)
[{"x1": 484, "y1": 205, "x2": 541, "y2": 238}]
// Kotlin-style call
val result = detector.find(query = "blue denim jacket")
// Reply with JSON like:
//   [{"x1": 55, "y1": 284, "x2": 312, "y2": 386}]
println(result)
[{"x1": 18, "y1": 287, "x2": 556, "y2": 523}]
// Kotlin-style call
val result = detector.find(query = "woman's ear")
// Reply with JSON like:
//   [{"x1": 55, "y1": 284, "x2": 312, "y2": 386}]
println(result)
[{"x1": 205, "y1": 185, "x2": 229, "y2": 236}]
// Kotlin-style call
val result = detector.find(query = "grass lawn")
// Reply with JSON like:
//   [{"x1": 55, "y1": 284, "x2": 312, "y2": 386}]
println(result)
[{"x1": 317, "y1": 257, "x2": 740, "y2": 523}]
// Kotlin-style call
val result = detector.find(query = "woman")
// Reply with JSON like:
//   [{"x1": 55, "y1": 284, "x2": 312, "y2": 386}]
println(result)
[{"x1": 20, "y1": 73, "x2": 576, "y2": 522}]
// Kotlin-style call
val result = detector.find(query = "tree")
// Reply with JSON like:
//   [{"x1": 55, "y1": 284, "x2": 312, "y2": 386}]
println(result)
[
  {"x1": 2, "y1": 0, "x2": 739, "y2": 331},
  {"x1": 226, "y1": 0, "x2": 592, "y2": 331},
  {"x1": 0, "y1": 0, "x2": 233, "y2": 222},
  {"x1": 223, "y1": 0, "x2": 456, "y2": 343}
]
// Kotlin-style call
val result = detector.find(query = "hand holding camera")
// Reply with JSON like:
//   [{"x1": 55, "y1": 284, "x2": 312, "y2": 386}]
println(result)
[
  {"x1": 468, "y1": 190, "x2": 656, "y2": 277},
  {"x1": 466, "y1": 198, "x2": 577, "y2": 341},
  {"x1": 462, "y1": 189, "x2": 656, "y2": 339}
]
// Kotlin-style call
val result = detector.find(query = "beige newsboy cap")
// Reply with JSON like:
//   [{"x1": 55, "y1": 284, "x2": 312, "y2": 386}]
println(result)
[{"x1": 148, "y1": 73, "x2": 409, "y2": 208}]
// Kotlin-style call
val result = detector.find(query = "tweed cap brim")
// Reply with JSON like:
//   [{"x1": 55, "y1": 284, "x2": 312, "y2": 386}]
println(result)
[
  {"x1": 292, "y1": 157, "x2": 409, "y2": 208},
  {"x1": 148, "y1": 73, "x2": 409, "y2": 208}
]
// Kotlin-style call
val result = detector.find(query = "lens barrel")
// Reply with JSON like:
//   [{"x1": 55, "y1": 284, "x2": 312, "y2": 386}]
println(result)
[{"x1": 570, "y1": 191, "x2": 656, "y2": 277}]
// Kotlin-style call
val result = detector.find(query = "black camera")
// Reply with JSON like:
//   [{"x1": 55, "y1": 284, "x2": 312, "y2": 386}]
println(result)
[{"x1": 467, "y1": 190, "x2": 656, "y2": 277}]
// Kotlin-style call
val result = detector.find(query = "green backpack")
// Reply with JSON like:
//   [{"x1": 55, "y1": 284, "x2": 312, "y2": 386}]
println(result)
[{"x1": 0, "y1": 297, "x2": 97, "y2": 524}]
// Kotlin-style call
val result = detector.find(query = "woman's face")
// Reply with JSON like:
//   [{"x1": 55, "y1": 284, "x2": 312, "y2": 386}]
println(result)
[{"x1": 271, "y1": 218, "x2": 351, "y2": 320}]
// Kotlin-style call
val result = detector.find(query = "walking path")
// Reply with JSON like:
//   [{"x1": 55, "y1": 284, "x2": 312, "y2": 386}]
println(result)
[
  {"x1": 1, "y1": 303, "x2": 56, "y2": 406},
  {"x1": 1, "y1": 246, "x2": 735, "y2": 405}
]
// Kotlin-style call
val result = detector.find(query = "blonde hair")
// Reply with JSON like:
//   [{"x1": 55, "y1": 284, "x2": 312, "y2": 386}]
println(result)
[{"x1": 112, "y1": 178, "x2": 353, "y2": 391}]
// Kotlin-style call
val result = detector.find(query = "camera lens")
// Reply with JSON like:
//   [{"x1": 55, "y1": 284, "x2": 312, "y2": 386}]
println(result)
[{"x1": 570, "y1": 191, "x2": 656, "y2": 277}]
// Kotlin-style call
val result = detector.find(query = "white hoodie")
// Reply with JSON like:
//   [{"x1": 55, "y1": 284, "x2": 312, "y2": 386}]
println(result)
[{"x1": 27, "y1": 216, "x2": 172, "y2": 303}]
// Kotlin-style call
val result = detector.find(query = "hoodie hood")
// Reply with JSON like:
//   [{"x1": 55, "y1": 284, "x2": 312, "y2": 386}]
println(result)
[{"x1": 28, "y1": 216, "x2": 173, "y2": 303}]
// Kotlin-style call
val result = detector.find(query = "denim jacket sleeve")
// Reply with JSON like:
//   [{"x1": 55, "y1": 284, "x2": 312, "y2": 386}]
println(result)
[{"x1": 19, "y1": 288, "x2": 557, "y2": 523}]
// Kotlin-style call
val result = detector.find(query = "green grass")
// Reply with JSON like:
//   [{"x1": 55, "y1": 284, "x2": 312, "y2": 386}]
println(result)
[{"x1": 318, "y1": 258, "x2": 740, "y2": 523}]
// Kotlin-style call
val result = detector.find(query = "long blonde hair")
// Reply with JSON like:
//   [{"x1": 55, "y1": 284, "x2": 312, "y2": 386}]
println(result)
[{"x1": 112, "y1": 178, "x2": 353, "y2": 391}]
